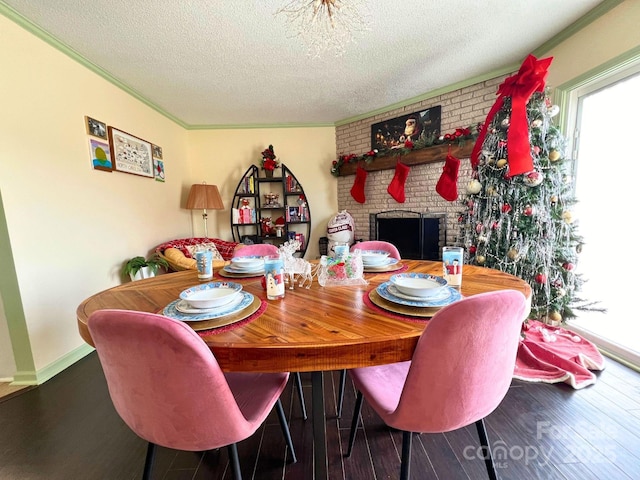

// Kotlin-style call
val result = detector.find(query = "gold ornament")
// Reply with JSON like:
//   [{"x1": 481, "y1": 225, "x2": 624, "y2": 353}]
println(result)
[
  {"x1": 466, "y1": 180, "x2": 482, "y2": 195},
  {"x1": 496, "y1": 158, "x2": 508, "y2": 168},
  {"x1": 549, "y1": 311, "x2": 562, "y2": 322},
  {"x1": 549, "y1": 150, "x2": 561, "y2": 162},
  {"x1": 550, "y1": 195, "x2": 558, "y2": 204},
  {"x1": 562, "y1": 210, "x2": 573, "y2": 224},
  {"x1": 486, "y1": 185, "x2": 497, "y2": 196},
  {"x1": 507, "y1": 248, "x2": 519, "y2": 260},
  {"x1": 475, "y1": 255, "x2": 486, "y2": 265}
]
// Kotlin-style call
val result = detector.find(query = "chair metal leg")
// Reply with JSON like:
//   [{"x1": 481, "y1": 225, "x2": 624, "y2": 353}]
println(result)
[
  {"x1": 337, "y1": 369, "x2": 347, "y2": 418},
  {"x1": 293, "y1": 372, "x2": 308, "y2": 420},
  {"x1": 142, "y1": 442, "x2": 156, "y2": 480},
  {"x1": 400, "y1": 431, "x2": 412, "y2": 480},
  {"x1": 346, "y1": 391, "x2": 364, "y2": 457},
  {"x1": 475, "y1": 418, "x2": 498, "y2": 480},
  {"x1": 275, "y1": 398, "x2": 297, "y2": 463},
  {"x1": 228, "y1": 443, "x2": 242, "y2": 480}
]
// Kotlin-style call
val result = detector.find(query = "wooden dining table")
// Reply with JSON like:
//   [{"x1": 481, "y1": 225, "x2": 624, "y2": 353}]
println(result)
[{"x1": 77, "y1": 259, "x2": 531, "y2": 480}]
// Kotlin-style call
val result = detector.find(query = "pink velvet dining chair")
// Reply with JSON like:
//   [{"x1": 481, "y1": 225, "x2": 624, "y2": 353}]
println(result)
[
  {"x1": 350, "y1": 240, "x2": 401, "y2": 259},
  {"x1": 233, "y1": 243, "x2": 279, "y2": 257},
  {"x1": 87, "y1": 309, "x2": 297, "y2": 480},
  {"x1": 345, "y1": 290, "x2": 528, "y2": 480},
  {"x1": 231, "y1": 241, "x2": 308, "y2": 420},
  {"x1": 335, "y1": 239, "x2": 402, "y2": 418}
]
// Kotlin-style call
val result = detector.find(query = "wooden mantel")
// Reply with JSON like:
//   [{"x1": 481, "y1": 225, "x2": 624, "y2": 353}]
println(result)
[{"x1": 337, "y1": 139, "x2": 474, "y2": 176}]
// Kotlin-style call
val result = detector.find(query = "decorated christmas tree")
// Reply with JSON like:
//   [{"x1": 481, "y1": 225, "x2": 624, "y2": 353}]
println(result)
[{"x1": 458, "y1": 55, "x2": 585, "y2": 324}]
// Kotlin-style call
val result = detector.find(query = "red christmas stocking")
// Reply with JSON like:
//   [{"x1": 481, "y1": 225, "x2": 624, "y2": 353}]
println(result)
[
  {"x1": 350, "y1": 164, "x2": 368, "y2": 204},
  {"x1": 436, "y1": 154, "x2": 460, "y2": 201},
  {"x1": 387, "y1": 161, "x2": 410, "y2": 203}
]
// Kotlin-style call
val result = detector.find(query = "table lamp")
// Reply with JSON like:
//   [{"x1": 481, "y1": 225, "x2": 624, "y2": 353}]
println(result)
[{"x1": 186, "y1": 182, "x2": 224, "y2": 238}]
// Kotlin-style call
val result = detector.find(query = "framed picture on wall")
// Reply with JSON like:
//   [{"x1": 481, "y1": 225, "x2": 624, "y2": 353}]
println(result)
[
  {"x1": 152, "y1": 144, "x2": 163, "y2": 159},
  {"x1": 88, "y1": 138, "x2": 112, "y2": 172},
  {"x1": 370, "y1": 105, "x2": 442, "y2": 151},
  {"x1": 85, "y1": 116, "x2": 107, "y2": 139},
  {"x1": 108, "y1": 126, "x2": 154, "y2": 178},
  {"x1": 154, "y1": 158, "x2": 165, "y2": 182}
]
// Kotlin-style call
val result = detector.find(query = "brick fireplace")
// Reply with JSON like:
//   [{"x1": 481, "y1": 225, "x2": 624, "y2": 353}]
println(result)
[{"x1": 334, "y1": 71, "x2": 512, "y2": 251}]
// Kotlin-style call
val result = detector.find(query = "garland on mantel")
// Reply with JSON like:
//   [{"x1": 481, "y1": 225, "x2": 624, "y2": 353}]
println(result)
[{"x1": 330, "y1": 124, "x2": 481, "y2": 177}]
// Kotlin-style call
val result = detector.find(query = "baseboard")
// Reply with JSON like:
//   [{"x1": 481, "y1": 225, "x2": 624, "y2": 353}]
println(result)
[
  {"x1": 567, "y1": 323, "x2": 640, "y2": 372},
  {"x1": 10, "y1": 343, "x2": 95, "y2": 386}
]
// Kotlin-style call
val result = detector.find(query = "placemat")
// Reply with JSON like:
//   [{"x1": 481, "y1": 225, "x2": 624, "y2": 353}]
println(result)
[
  {"x1": 198, "y1": 297, "x2": 267, "y2": 336},
  {"x1": 365, "y1": 289, "x2": 436, "y2": 323}
]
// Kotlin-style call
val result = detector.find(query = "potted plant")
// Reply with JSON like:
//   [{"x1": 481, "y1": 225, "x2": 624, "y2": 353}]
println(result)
[{"x1": 121, "y1": 253, "x2": 169, "y2": 281}]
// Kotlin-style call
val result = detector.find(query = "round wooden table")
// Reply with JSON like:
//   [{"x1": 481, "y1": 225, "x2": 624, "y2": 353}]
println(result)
[{"x1": 76, "y1": 259, "x2": 531, "y2": 480}]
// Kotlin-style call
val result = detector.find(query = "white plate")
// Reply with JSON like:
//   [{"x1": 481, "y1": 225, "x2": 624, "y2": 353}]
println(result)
[
  {"x1": 225, "y1": 263, "x2": 265, "y2": 274},
  {"x1": 179, "y1": 282, "x2": 243, "y2": 308},
  {"x1": 360, "y1": 250, "x2": 391, "y2": 266},
  {"x1": 174, "y1": 294, "x2": 242, "y2": 314},
  {"x1": 390, "y1": 273, "x2": 448, "y2": 298},
  {"x1": 230, "y1": 255, "x2": 263, "y2": 269},
  {"x1": 377, "y1": 282, "x2": 461, "y2": 308},
  {"x1": 387, "y1": 284, "x2": 449, "y2": 302}
]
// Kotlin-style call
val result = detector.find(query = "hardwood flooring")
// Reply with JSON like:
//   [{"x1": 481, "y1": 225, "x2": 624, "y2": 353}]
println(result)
[{"x1": 0, "y1": 352, "x2": 638, "y2": 480}]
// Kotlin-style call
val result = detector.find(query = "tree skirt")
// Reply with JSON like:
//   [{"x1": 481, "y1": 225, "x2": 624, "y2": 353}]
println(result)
[{"x1": 514, "y1": 320, "x2": 605, "y2": 389}]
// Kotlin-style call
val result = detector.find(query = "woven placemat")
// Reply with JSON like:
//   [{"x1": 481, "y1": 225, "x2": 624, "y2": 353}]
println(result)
[
  {"x1": 364, "y1": 289, "x2": 436, "y2": 323},
  {"x1": 197, "y1": 296, "x2": 267, "y2": 335}
]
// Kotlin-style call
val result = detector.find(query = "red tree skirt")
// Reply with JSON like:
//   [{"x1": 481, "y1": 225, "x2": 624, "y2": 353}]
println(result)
[{"x1": 514, "y1": 320, "x2": 605, "y2": 389}]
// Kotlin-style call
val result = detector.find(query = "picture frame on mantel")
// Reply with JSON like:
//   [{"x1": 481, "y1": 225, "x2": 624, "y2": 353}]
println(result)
[
  {"x1": 108, "y1": 126, "x2": 154, "y2": 178},
  {"x1": 371, "y1": 105, "x2": 442, "y2": 151}
]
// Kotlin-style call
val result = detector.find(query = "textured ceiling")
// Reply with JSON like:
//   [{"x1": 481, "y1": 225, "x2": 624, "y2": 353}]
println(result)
[{"x1": 3, "y1": 0, "x2": 608, "y2": 127}]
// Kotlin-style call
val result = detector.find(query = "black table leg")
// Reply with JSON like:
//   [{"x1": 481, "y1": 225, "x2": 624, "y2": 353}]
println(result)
[{"x1": 311, "y1": 371, "x2": 328, "y2": 480}]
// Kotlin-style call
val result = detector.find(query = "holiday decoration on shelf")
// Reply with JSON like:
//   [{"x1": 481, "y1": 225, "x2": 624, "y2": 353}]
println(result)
[
  {"x1": 330, "y1": 125, "x2": 479, "y2": 177},
  {"x1": 457, "y1": 55, "x2": 595, "y2": 324},
  {"x1": 387, "y1": 161, "x2": 410, "y2": 203},
  {"x1": 260, "y1": 144, "x2": 280, "y2": 172},
  {"x1": 350, "y1": 164, "x2": 368, "y2": 203}
]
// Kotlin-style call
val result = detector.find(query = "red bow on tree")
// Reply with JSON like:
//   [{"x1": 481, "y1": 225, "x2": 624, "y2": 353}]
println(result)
[{"x1": 471, "y1": 54, "x2": 553, "y2": 177}]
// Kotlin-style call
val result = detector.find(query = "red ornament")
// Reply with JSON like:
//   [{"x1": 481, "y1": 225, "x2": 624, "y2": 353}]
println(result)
[
  {"x1": 563, "y1": 262, "x2": 574, "y2": 271},
  {"x1": 523, "y1": 205, "x2": 534, "y2": 216},
  {"x1": 469, "y1": 245, "x2": 477, "y2": 254},
  {"x1": 476, "y1": 223, "x2": 484, "y2": 234},
  {"x1": 535, "y1": 273, "x2": 547, "y2": 284},
  {"x1": 491, "y1": 221, "x2": 499, "y2": 230},
  {"x1": 502, "y1": 204, "x2": 512, "y2": 213}
]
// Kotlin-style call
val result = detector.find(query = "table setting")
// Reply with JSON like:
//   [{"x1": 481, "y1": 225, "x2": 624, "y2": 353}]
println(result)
[
  {"x1": 367, "y1": 272, "x2": 462, "y2": 319},
  {"x1": 218, "y1": 255, "x2": 266, "y2": 278},
  {"x1": 161, "y1": 281, "x2": 262, "y2": 331},
  {"x1": 359, "y1": 249, "x2": 406, "y2": 273}
]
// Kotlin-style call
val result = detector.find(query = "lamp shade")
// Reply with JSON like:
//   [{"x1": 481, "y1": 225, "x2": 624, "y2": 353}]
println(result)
[{"x1": 186, "y1": 183, "x2": 224, "y2": 210}]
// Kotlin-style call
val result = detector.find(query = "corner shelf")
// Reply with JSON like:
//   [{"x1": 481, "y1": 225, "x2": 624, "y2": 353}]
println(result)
[{"x1": 230, "y1": 163, "x2": 311, "y2": 258}]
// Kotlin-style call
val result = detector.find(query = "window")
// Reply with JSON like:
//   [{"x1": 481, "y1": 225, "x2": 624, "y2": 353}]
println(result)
[{"x1": 556, "y1": 49, "x2": 640, "y2": 367}]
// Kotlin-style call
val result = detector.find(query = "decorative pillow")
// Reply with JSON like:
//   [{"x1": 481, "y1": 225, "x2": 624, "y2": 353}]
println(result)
[
  {"x1": 163, "y1": 248, "x2": 197, "y2": 270},
  {"x1": 185, "y1": 242, "x2": 223, "y2": 261}
]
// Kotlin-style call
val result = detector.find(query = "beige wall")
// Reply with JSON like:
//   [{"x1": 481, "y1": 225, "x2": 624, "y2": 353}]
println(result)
[{"x1": 187, "y1": 129, "x2": 337, "y2": 259}]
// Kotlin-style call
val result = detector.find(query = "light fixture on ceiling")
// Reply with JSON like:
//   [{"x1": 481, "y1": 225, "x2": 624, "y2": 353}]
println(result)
[
  {"x1": 185, "y1": 182, "x2": 224, "y2": 239},
  {"x1": 275, "y1": 0, "x2": 370, "y2": 57}
]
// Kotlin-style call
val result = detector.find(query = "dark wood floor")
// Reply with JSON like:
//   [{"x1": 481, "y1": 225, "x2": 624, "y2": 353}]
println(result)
[{"x1": 1, "y1": 352, "x2": 639, "y2": 480}]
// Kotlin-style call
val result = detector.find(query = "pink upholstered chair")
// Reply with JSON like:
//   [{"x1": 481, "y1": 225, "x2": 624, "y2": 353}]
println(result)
[
  {"x1": 88, "y1": 309, "x2": 297, "y2": 480},
  {"x1": 350, "y1": 240, "x2": 401, "y2": 259},
  {"x1": 233, "y1": 243, "x2": 279, "y2": 257},
  {"x1": 335, "y1": 240, "x2": 402, "y2": 417},
  {"x1": 346, "y1": 290, "x2": 528, "y2": 480}
]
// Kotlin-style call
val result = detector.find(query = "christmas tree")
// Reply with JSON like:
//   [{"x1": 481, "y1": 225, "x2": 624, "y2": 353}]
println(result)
[{"x1": 458, "y1": 55, "x2": 584, "y2": 324}]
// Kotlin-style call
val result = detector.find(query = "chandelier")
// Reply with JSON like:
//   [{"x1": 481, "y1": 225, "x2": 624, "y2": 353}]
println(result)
[{"x1": 275, "y1": 0, "x2": 370, "y2": 57}]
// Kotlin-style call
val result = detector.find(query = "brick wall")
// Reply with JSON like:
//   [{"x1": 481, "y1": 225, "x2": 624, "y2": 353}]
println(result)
[{"x1": 336, "y1": 72, "x2": 513, "y2": 245}]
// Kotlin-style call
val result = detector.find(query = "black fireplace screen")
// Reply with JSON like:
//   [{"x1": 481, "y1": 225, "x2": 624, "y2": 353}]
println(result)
[{"x1": 369, "y1": 211, "x2": 445, "y2": 260}]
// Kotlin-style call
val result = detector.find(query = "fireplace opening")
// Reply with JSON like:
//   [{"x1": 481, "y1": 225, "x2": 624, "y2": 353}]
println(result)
[{"x1": 369, "y1": 210, "x2": 446, "y2": 260}]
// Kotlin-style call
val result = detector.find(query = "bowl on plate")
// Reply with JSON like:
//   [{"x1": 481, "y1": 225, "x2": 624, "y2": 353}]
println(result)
[
  {"x1": 179, "y1": 282, "x2": 243, "y2": 309},
  {"x1": 359, "y1": 250, "x2": 390, "y2": 266},
  {"x1": 389, "y1": 273, "x2": 447, "y2": 298},
  {"x1": 230, "y1": 255, "x2": 264, "y2": 271}
]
